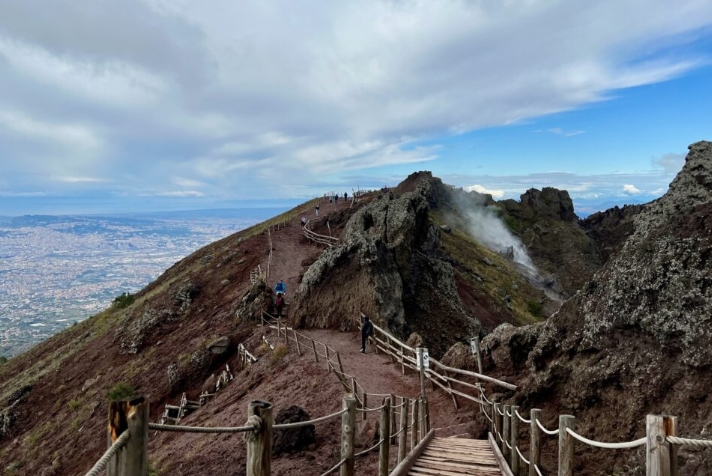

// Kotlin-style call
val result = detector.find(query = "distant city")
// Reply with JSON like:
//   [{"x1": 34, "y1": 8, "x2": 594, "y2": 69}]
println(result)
[{"x1": 0, "y1": 208, "x2": 286, "y2": 358}]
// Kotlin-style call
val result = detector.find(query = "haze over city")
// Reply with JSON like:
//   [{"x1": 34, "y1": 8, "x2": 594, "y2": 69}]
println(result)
[{"x1": 1, "y1": 0, "x2": 711, "y2": 217}]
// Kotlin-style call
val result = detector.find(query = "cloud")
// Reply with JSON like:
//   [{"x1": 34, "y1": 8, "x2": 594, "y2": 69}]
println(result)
[
  {"x1": 154, "y1": 191, "x2": 206, "y2": 198},
  {"x1": 0, "y1": 0, "x2": 711, "y2": 208},
  {"x1": 653, "y1": 152, "x2": 686, "y2": 175},
  {"x1": 547, "y1": 127, "x2": 586, "y2": 137},
  {"x1": 623, "y1": 184, "x2": 642, "y2": 194},
  {"x1": 464, "y1": 184, "x2": 505, "y2": 198}
]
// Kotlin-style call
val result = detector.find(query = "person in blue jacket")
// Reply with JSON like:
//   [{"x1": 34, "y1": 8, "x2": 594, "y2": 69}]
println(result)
[{"x1": 274, "y1": 280, "x2": 286, "y2": 295}]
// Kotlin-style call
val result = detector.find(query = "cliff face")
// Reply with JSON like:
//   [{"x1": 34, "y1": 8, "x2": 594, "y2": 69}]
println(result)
[
  {"x1": 289, "y1": 174, "x2": 480, "y2": 356},
  {"x1": 484, "y1": 141, "x2": 712, "y2": 475}
]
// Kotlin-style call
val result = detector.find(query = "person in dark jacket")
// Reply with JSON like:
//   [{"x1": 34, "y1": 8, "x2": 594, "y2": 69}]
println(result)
[{"x1": 361, "y1": 315, "x2": 373, "y2": 353}]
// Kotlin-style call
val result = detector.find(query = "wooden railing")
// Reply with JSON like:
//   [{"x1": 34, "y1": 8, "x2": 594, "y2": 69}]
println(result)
[
  {"x1": 366, "y1": 317, "x2": 712, "y2": 476},
  {"x1": 303, "y1": 218, "x2": 339, "y2": 247}
]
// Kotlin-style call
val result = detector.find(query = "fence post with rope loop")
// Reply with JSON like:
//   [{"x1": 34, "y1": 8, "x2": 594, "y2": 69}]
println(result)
[
  {"x1": 510, "y1": 404, "x2": 520, "y2": 474},
  {"x1": 529, "y1": 409, "x2": 542, "y2": 476},
  {"x1": 411, "y1": 397, "x2": 420, "y2": 449},
  {"x1": 493, "y1": 402, "x2": 501, "y2": 447},
  {"x1": 418, "y1": 397, "x2": 427, "y2": 441},
  {"x1": 340, "y1": 395, "x2": 357, "y2": 476},
  {"x1": 246, "y1": 400, "x2": 273, "y2": 476},
  {"x1": 107, "y1": 397, "x2": 149, "y2": 476},
  {"x1": 502, "y1": 405, "x2": 511, "y2": 461},
  {"x1": 379, "y1": 396, "x2": 392, "y2": 476},
  {"x1": 390, "y1": 393, "x2": 397, "y2": 444},
  {"x1": 646, "y1": 414, "x2": 675, "y2": 476},
  {"x1": 398, "y1": 398, "x2": 409, "y2": 463},
  {"x1": 558, "y1": 415, "x2": 575, "y2": 476}
]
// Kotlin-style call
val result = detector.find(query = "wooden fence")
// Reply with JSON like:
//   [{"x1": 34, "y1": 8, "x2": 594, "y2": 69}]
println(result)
[{"x1": 303, "y1": 218, "x2": 339, "y2": 247}]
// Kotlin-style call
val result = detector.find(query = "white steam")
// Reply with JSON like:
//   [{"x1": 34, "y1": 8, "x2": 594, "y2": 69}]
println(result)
[{"x1": 462, "y1": 207, "x2": 538, "y2": 274}]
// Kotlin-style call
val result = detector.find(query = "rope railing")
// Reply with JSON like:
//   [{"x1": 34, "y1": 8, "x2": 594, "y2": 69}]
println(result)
[
  {"x1": 355, "y1": 438, "x2": 385, "y2": 457},
  {"x1": 148, "y1": 422, "x2": 257, "y2": 433},
  {"x1": 356, "y1": 403, "x2": 388, "y2": 413},
  {"x1": 534, "y1": 464, "x2": 545, "y2": 476},
  {"x1": 565, "y1": 428, "x2": 647, "y2": 449},
  {"x1": 536, "y1": 418, "x2": 560, "y2": 436},
  {"x1": 515, "y1": 408, "x2": 530, "y2": 424},
  {"x1": 273, "y1": 408, "x2": 347, "y2": 429},
  {"x1": 319, "y1": 458, "x2": 347, "y2": 476},
  {"x1": 83, "y1": 430, "x2": 130, "y2": 476},
  {"x1": 516, "y1": 446, "x2": 530, "y2": 466},
  {"x1": 667, "y1": 436, "x2": 712, "y2": 448}
]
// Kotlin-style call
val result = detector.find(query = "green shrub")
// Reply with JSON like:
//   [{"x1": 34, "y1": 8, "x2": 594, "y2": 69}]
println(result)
[
  {"x1": 0, "y1": 355, "x2": 7, "y2": 366},
  {"x1": 527, "y1": 300, "x2": 543, "y2": 317},
  {"x1": 68, "y1": 398, "x2": 82, "y2": 411},
  {"x1": 271, "y1": 344, "x2": 289, "y2": 363},
  {"x1": 112, "y1": 292, "x2": 135, "y2": 309},
  {"x1": 108, "y1": 383, "x2": 135, "y2": 401}
]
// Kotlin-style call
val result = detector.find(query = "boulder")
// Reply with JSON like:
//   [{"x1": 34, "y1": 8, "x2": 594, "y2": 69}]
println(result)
[
  {"x1": 273, "y1": 406, "x2": 316, "y2": 455},
  {"x1": 208, "y1": 336, "x2": 230, "y2": 354}
]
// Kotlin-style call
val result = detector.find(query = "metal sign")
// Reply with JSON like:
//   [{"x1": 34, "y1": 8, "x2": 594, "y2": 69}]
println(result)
[
  {"x1": 470, "y1": 338, "x2": 477, "y2": 356},
  {"x1": 416, "y1": 348, "x2": 430, "y2": 369}
]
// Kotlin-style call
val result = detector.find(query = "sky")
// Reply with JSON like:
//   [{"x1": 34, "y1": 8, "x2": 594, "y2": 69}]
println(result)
[{"x1": 1, "y1": 0, "x2": 711, "y2": 217}]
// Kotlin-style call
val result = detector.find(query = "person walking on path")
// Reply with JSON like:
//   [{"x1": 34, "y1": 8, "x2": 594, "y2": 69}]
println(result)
[
  {"x1": 360, "y1": 315, "x2": 373, "y2": 353},
  {"x1": 275, "y1": 280, "x2": 286, "y2": 295},
  {"x1": 315, "y1": 204, "x2": 320, "y2": 216},
  {"x1": 301, "y1": 216, "x2": 307, "y2": 228},
  {"x1": 275, "y1": 293, "x2": 284, "y2": 318}
]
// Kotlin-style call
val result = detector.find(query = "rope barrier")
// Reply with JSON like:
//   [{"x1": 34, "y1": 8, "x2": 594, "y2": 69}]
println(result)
[
  {"x1": 535, "y1": 418, "x2": 560, "y2": 436},
  {"x1": 482, "y1": 410, "x2": 493, "y2": 423},
  {"x1": 516, "y1": 446, "x2": 530, "y2": 466},
  {"x1": 274, "y1": 409, "x2": 348, "y2": 429},
  {"x1": 355, "y1": 438, "x2": 385, "y2": 457},
  {"x1": 83, "y1": 430, "x2": 130, "y2": 476},
  {"x1": 356, "y1": 403, "x2": 388, "y2": 413},
  {"x1": 148, "y1": 422, "x2": 257, "y2": 433},
  {"x1": 565, "y1": 428, "x2": 646, "y2": 449},
  {"x1": 497, "y1": 406, "x2": 505, "y2": 416},
  {"x1": 504, "y1": 440, "x2": 512, "y2": 450},
  {"x1": 667, "y1": 436, "x2": 712, "y2": 448},
  {"x1": 319, "y1": 458, "x2": 347, "y2": 476},
  {"x1": 515, "y1": 409, "x2": 531, "y2": 424},
  {"x1": 534, "y1": 463, "x2": 545, "y2": 476}
]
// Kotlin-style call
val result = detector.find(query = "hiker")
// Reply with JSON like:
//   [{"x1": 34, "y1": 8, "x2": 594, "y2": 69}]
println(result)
[
  {"x1": 360, "y1": 315, "x2": 373, "y2": 353},
  {"x1": 274, "y1": 280, "x2": 286, "y2": 295},
  {"x1": 275, "y1": 293, "x2": 284, "y2": 318},
  {"x1": 315, "y1": 204, "x2": 320, "y2": 216},
  {"x1": 344, "y1": 192, "x2": 348, "y2": 201},
  {"x1": 301, "y1": 216, "x2": 307, "y2": 228},
  {"x1": 335, "y1": 194, "x2": 338, "y2": 204}
]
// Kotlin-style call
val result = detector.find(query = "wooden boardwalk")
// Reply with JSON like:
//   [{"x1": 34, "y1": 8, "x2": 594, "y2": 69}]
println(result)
[{"x1": 407, "y1": 436, "x2": 506, "y2": 476}]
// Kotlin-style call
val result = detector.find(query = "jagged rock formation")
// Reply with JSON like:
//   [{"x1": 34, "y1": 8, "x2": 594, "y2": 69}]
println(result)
[
  {"x1": 289, "y1": 174, "x2": 480, "y2": 355},
  {"x1": 483, "y1": 141, "x2": 712, "y2": 475},
  {"x1": 498, "y1": 188, "x2": 602, "y2": 297},
  {"x1": 580, "y1": 204, "x2": 645, "y2": 262}
]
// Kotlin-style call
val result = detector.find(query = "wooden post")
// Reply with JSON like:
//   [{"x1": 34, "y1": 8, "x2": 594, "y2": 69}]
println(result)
[
  {"x1": 418, "y1": 398, "x2": 427, "y2": 441},
  {"x1": 411, "y1": 398, "x2": 419, "y2": 450},
  {"x1": 669, "y1": 416, "x2": 678, "y2": 476},
  {"x1": 337, "y1": 351, "x2": 345, "y2": 375},
  {"x1": 473, "y1": 336, "x2": 484, "y2": 375},
  {"x1": 647, "y1": 415, "x2": 674, "y2": 476},
  {"x1": 443, "y1": 369, "x2": 459, "y2": 409},
  {"x1": 400, "y1": 345, "x2": 405, "y2": 375},
  {"x1": 493, "y1": 403, "x2": 501, "y2": 449},
  {"x1": 502, "y1": 405, "x2": 510, "y2": 460},
  {"x1": 324, "y1": 344, "x2": 331, "y2": 371},
  {"x1": 340, "y1": 395, "x2": 357, "y2": 476},
  {"x1": 363, "y1": 393, "x2": 368, "y2": 422},
  {"x1": 398, "y1": 397, "x2": 409, "y2": 463},
  {"x1": 311, "y1": 339, "x2": 319, "y2": 362},
  {"x1": 391, "y1": 393, "x2": 397, "y2": 444},
  {"x1": 510, "y1": 405, "x2": 519, "y2": 474},
  {"x1": 107, "y1": 397, "x2": 149, "y2": 476},
  {"x1": 351, "y1": 377, "x2": 357, "y2": 395},
  {"x1": 529, "y1": 409, "x2": 542, "y2": 476},
  {"x1": 379, "y1": 397, "x2": 391, "y2": 476},
  {"x1": 417, "y1": 348, "x2": 425, "y2": 398},
  {"x1": 558, "y1": 415, "x2": 575, "y2": 476},
  {"x1": 246, "y1": 400, "x2": 273, "y2": 476},
  {"x1": 294, "y1": 330, "x2": 301, "y2": 356},
  {"x1": 277, "y1": 320, "x2": 281, "y2": 339},
  {"x1": 425, "y1": 397, "x2": 431, "y2": 433}
]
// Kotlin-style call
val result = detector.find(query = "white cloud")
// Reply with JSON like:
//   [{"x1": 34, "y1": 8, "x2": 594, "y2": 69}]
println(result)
[
  {"x1": 623, "y1": 184, "x2": 642, "y2": 194},
  {"x1": 464, "y1": 184, "x2": 505, "y2": 198},
  {"x1": 0, "y1": 0, "x2": 711, "y2": 206},
  {"x1": 154, "y1": 191, "x2": 206, "y2": 197},
  {"x1": 653, "y1": 153, "x2": 686, "y2": 175}
]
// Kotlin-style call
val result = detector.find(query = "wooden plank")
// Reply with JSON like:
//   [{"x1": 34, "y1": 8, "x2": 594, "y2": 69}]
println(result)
[
  {"x1": 421, "y1": 451, "x2": 497, "y2": 462},
  {"x1": 417, "y1": 456, "x2": 497, "y2": 467},
  {"x1": 412, "y1": 460, "x2": 499, "y2": 473},
  {"x1": 409, "y1": 467, "x2": 502, "y2": 476}
]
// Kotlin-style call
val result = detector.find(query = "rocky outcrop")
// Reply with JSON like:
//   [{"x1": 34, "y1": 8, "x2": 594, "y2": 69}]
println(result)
[
  {"x1": 486, "y1": 141, "x2": 712, "y2": 475},
  {"x1": 273, "y1": 406, "x2": 316, "y2": 455},
  {"x1": 290, "y1": 174, "x2": 480, "y2": 355},
  {"x1": 580, "y1": 204, "x2": 645, "y2": 262}
]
